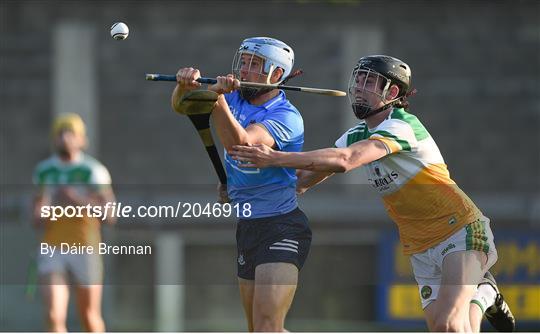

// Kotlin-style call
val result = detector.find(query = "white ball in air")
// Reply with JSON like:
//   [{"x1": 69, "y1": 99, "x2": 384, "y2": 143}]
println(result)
[{"x1": 110, "y1": 22, "x2": 129, "y2": 40}]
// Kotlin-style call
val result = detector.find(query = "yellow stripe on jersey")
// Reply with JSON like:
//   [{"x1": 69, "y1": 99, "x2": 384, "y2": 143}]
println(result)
[
  {"x1": 336, "y1": 109, "x2": 484, "y2": 255},
  {"x1": 382, "y1": 163, "x2": 483, "y2": 254},
  {"x1": 369, "y1": 136, "x2": 401, "y2": 154}
]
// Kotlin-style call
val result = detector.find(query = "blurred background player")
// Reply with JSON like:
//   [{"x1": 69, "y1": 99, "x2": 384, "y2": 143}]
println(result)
[
  {"x1": 32, "y1": 113, "x2": 115, "y2": 332},
  {"x1": 230, "y1": 55, "x2": 516, "y2": 332},
  {"x1": 172, "y1": 37, "x2": 311, "y2": 332}
]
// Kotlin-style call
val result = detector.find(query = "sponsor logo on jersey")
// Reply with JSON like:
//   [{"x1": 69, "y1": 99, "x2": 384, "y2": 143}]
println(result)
[
  {"x1": 368, "y1": 162, "x2": 399, "y2": 191},
  {"x1": 441, "y1": 243, "x2": 456, "y2": 257},
  {"x1": 368, "y1": 171, "x2": 399, "y2": 190}
]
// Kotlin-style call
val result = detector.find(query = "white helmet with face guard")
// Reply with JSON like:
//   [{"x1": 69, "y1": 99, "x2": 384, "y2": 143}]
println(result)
[{"x1": 232, "y1": 37, "x2": 294, "y2": 100}]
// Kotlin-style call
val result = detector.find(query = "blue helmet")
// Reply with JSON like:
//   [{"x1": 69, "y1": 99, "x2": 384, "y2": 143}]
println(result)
[{"x1": 232, "y1": 37, "x2": 294, "y2": 100}]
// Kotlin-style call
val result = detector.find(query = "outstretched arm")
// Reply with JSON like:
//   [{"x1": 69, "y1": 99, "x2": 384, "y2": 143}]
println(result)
[
  {"x1": 296, "y1": 170, "x2": 334, "y2": 195},
  {"x1": 230, "y1": 139, "x2": 388, "y2": 173}
]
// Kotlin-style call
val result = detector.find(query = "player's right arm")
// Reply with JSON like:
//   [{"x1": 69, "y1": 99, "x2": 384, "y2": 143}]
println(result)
[
  {"x1": 32, "y1": 165, "x2": 48, "y2": 229},
  {"x1": 296, "y1": 170, "x2": 334, "y2": 195},
  {"x1": 231, "y1": 114, "x2": 421, "y2": 173},
  {"x1": 171, "y1": 67, "x2": 203, "y2": 111},
  {"x1": 230, "y1": 139, "x2": 388, "y2": 173}
]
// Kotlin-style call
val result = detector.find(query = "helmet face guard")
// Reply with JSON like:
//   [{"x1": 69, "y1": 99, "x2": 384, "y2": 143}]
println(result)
[
  {"x1": 348, "y1": 68, "x2": 391, "y2": 119},
  {"x1": 231, "y1": 37, "x2": 294, "y2": 101},
  {"x1": 348, "y1": 55, "x2": 412, "y2": 119},
  {"x1": 232, "y1": 52, "x2": 273, "y2": 100}
]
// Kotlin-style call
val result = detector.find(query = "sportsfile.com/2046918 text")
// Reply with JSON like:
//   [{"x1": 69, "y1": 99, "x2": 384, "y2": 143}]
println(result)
[{"x1": 40, "y1": 202, "x2": 252, "y2": 221}]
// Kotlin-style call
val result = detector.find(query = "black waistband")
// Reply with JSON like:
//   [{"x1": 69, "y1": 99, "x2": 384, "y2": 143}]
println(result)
[{"x1": 238, "y1": 207, "x2": 301, "y2": 224}]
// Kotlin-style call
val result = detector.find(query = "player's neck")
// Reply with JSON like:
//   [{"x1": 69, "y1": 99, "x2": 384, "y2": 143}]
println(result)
[
  {"x1": 365, "y1": 107, "x2": 392, "y2": 129},
  {"x1": 248, "y1": 89, "x2": 279, "y2": 106},
  {"x1": 57, "y1": 150, "x2": 82, "y2": 162}
]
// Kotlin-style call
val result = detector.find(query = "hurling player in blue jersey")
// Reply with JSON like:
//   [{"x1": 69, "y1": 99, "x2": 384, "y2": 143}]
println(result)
[{"x1": 172, "y1": 37, "x2": 311, "y2": 332}]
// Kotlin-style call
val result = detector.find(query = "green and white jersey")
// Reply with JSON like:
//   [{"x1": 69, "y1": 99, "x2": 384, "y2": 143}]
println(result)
[
  {"x1": 32, "y1": 153, "x2": 111, "y2": 246},
  {"x1": 33, "y1": 153, "x2": 111, "y2": 188},
  {"x1": 335, "y1": 108, "x2": 482, "y2": 254}
]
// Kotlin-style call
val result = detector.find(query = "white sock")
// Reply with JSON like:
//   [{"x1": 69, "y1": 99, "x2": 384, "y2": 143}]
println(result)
[{"x1": 471, "y1": 284, "x2": 498, "y2": 313}]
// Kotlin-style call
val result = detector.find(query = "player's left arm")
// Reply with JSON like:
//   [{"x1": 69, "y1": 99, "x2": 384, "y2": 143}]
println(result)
[
  {"x1": 207, "y1": 75, "x2": 276, "y2": 150},
  {"x1": 211, "y1": 94, "x2": 276, "y2": 150},
  {"x1": 89, "y1": 164, "x2": 117, "y2": 224},
  {"x1": 230, "y1": 139, "x2": 388, "y2": 173}
]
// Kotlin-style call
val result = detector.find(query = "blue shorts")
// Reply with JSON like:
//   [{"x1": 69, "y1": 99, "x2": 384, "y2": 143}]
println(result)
[{"x1": 236, "y1": 207, "x2": 312, "y2": 280}]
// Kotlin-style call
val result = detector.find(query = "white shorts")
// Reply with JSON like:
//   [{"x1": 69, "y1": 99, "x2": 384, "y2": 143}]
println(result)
[
  {"x1": 410, "y1": 217, "x2": 498, "y2": 309},
  {"x1": 37, "y1": 251, "x2": 103, "y2": 285}
]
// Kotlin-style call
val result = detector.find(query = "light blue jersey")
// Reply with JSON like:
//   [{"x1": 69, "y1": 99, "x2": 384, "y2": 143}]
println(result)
[{"x1": 224, "y1": 90, "x2": 304, "y2": 218}]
